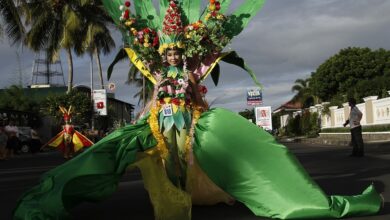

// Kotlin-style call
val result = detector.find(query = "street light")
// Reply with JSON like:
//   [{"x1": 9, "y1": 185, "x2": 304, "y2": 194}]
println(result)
[{"x1": 89, "y1": 51, "x2": 95, "y2": 130}]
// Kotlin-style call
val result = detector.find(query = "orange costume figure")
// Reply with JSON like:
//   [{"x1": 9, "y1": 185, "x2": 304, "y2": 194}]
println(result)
[{"x1": 45, "y1": 106, "x2": 93, "y2": 159}]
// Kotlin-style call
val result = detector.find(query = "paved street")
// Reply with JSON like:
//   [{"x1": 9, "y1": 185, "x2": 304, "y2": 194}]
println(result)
[{"x1": 1, "y1": 142, "x2": 389, "y2": 220}]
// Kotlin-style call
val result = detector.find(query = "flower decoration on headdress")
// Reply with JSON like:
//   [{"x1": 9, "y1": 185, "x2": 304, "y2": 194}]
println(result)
[
  {"x1": 158, "y1": 0, "x2": 185, "y2": 55},
  {"x1": 205, "y1": 0, "x2": 225, "y2": 21},
  {"x1": 183, "y1": 20, "x2": 210, "y2": 58},
  {"x1": 133, "y1": 28, "x2": 159, "y2": 49},
  {"x1": 119, "y1": 1, "x2": 133, "y2": 23},
  {"x1": 117, "y1": 0, "x2": 161, "y2": 68},
  {"x1": 162, "y1": 1, "x2": 183, "y2": 35}
]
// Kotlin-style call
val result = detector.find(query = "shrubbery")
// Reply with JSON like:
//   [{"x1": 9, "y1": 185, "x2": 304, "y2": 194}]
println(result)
[
  {"x1": 321, "y1": 124, "x2": 390, "y2": 133},
  {"x1": 284, "y1": 111, "x2": 320, "y2": 137}
]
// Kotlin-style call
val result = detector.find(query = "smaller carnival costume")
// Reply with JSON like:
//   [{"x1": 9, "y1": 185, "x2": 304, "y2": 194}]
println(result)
[
  {"x1": 14, "y1": 1, "x2": 382, "y2": 219},
  {"x1": 45, "y1": 106, "x2": 93, "y2": 158}
]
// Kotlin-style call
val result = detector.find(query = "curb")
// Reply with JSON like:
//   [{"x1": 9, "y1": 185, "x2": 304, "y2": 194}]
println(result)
[{"x1": 278, "y1": 137, "x2": 390, "y2": 147}]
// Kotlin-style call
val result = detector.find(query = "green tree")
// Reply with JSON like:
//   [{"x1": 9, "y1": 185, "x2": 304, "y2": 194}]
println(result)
[
  {"x1": 238, "y1": 108, "x2": 256, "y2": 123},
  {"x1": 291, "y1": 78, "x2": 317, "y2": 108},
  {"x1": 42, "y1": 90, "x2": 92, "y2": 126},
  {"x1": 300, "y1": 111, "x2": 320, "y2": 137},
  {"x1": 286, "y1": 114, "x2": 301, "y2": 136},
  {"x1": 311, "y1": 47, "x2": 390, "y2": 101},
  {"x1": 0, "y1": 85, "x2": 39, "y2": 113}
]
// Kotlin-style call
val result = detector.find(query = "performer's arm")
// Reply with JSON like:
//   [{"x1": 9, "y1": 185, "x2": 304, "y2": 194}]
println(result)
[{"x1": 188, "y1": 72, "x2": 207, "y2": 109}]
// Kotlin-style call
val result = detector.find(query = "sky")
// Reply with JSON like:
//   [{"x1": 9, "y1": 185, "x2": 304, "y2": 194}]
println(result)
[{"x1": 1, "y1": 0, "x2": 390, "y2": 115}]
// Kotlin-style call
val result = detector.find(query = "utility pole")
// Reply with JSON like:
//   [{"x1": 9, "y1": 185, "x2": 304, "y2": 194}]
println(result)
[{"x1": 90, "y1": 52, "x2": 95, "y2": 130}]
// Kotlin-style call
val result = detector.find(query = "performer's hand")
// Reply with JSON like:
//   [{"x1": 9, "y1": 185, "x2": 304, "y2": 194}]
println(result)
[{"x1": 188, "y1": 71, "x2": 197, "y2": 84}]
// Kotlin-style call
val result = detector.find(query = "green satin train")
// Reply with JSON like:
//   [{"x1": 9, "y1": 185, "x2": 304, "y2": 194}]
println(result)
[{"x1": 13, "y1": 108, "x2": 381, "y2": 219}]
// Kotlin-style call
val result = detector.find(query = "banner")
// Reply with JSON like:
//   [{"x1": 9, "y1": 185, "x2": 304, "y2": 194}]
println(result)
[
  {"x1": 93, "y1": 89, "x2": 107, "y2": 116},
  {"x1": 247, "y1": 88, "x2": 262, "y2": 106},
  {"x1": 255, "y1": 106, "x2": 272, "y2": 131}
]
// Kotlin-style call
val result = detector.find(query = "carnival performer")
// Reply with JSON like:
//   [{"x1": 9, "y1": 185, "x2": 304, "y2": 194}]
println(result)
[
  {"x1": 14, "y1": 1, "x2": 382, "y2": 219},
  {"x1": 43, "y1": 106, "x2": 93, "y2": 159}
]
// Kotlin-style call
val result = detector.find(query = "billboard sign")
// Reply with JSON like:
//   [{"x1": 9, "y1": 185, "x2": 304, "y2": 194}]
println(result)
[
  {"x1": 247, "y1": 88, "x2": 262, "y2": 106},
  {"x1": 93, "y1": 89, "x2": 107, "y2": 116},
  {"x1": 255, "y1": 106, "x2": 272, "y2": 131}
]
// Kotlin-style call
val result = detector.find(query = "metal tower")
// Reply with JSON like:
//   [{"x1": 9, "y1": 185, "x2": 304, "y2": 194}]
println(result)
[{"x1": 30, "y1": 52, "x2": 66, "y2": 88}]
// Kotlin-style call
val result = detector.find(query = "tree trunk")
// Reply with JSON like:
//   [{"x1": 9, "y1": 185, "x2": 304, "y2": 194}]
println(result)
[
  {"x1": 66, "y1": 47, "x2": 73, "y2": 93},
  {"x1": 94, "y1": 47, "x2": 104, "y2": 89}
]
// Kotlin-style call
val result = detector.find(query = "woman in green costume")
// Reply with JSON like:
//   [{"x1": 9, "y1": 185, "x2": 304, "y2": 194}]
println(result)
[{"x1": 14, "y1": 0, "x2": 381, "y2": 219}]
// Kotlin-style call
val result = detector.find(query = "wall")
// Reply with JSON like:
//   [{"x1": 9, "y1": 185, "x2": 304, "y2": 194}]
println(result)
[{"x1": 278, "y1": 92, "x2": 390, "y2": 129}]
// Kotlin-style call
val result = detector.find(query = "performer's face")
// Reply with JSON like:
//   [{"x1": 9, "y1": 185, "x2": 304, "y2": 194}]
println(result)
[{"x1": 166, "y1": 49, "x2": 182, "y2": 66}]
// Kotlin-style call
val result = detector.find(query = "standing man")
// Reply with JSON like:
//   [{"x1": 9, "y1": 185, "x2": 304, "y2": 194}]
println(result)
[
  {"x1": 5, "y1": 120, "x2": 20, "y2": 157},
  {"x1": 343, "y1": 98, "x2": 364, "y2": 157}
]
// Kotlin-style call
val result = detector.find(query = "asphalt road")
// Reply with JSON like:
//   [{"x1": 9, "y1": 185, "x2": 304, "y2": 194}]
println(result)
[{"x1": 1, "y1": 142, "x2": 389, "y2": 220}]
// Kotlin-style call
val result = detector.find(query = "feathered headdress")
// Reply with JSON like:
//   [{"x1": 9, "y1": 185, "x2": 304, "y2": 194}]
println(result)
[
  {"x1": 59, "y1": 106, "x2": 72, "y2": 122},
  {"x1": 105, "y1": 0, "x2": 265, "y2": 88}
]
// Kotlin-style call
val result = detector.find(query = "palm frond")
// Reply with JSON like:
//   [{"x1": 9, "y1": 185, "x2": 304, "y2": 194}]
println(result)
[{"x1": 0, "y1": 0, "x2": 25, "y2": 44}]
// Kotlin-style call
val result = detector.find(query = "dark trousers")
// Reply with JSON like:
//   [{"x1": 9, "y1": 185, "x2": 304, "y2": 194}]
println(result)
[{"x1": 351, "y1": 126, "x2": 364, "y2": 156}]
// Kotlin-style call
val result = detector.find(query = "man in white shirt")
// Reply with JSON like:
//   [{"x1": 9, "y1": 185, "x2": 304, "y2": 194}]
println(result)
[{"x1": 343, "y1": 98, "x2": 364, "y2": 157}]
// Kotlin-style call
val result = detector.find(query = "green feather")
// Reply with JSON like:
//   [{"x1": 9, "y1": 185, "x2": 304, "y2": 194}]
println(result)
[
  {"x1": 221, "y1": 51, "x2": 262, "y2": 89},
  {"x1": 101, "y1": 0, "x2": 122, "y2": 25},
  {"x1": 210, "y1": 63, "x2": 220, "y2": 86},
  {"x1": 181, "y1": 0, "x2": 201, "y2": 24},
  {"x1": 159, "y1": 0, "x2": 169, "y2": 21},
  {"x1": 230, "y1": 0, "x2": 266, "y2": 36},
  {"x1": 134, "y1": 0, "x2": 160, "y2": 29},
  {"x1": 219, "y1": 0, "x2": 232, "y2": 14},
  {"x1": 107, "y1": 48, "x2": 127, "y2": 80}
]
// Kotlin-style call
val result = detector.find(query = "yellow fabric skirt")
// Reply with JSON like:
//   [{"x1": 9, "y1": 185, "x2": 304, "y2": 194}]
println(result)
[{"x1": 130, "y1": 150, "x2": 234, "y2": 220}]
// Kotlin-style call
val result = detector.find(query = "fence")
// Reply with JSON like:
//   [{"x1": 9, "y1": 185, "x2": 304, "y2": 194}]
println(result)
[{"x1": 279, "y1": 92, "x2": 390, "y2": 129}]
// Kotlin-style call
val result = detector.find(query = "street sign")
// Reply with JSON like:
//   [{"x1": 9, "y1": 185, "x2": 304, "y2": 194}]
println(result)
[
  {"x1": 255, "y1": 106, "x2": 272, "y2": 131},
  {"x1": 108, "y1": 82, "x2": 116, "y2": 92},
  {"x1": 247, "y1": 88, "x2": 263, "y2": 106},
  {"x1": 93, "y1": 89, "x2": 107, "y2": 116}
]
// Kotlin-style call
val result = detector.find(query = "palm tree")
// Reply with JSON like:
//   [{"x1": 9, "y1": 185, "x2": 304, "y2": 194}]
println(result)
[
  {"x1": 24, "y1": 0, "x2": 115, "y2": 93},
  {"x1": 126, "y1": 67, "x2": 154, "y2": 106},
  {"x1": 73, "y1": 2, "x2": 116, "y2": 89},
  {"x1": 0, "y1": 0, "x2": 26, "y2": 44},
  {"x1": 291, "y1": 78, "x2": 317, "y2": 108},
  {"x1": 23, "y1": 0, "x2": 79, "y2": 93}
]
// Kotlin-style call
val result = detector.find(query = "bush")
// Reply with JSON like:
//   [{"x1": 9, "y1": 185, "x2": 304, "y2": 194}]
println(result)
[
  {"x1": 321, "y1": 124, "x2": 390, "y2": 133},
  {"x1": 284, "y1": 111, "x2": 321, "y2": 137},
  {"x1": 286, "y1": 115, "x2": 301, "y2": 136}
]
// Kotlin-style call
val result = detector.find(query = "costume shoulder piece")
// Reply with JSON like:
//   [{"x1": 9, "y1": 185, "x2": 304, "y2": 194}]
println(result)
[{"x1": 104, "y1": 0, "x2": 265, "y2": 88}]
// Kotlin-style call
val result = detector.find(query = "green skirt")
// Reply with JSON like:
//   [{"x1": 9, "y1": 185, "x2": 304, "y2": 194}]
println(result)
[{"x1": 13, "y1": 108, "x2": 381, "y2": 219}]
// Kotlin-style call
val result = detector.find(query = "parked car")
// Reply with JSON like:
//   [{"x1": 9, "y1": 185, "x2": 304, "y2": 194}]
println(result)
[{"x1": 18, "y1": 126, "x2": 32, "y2": 153}]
